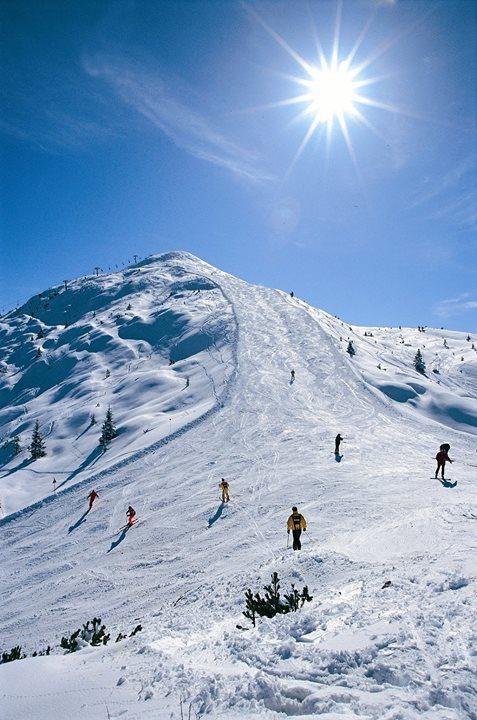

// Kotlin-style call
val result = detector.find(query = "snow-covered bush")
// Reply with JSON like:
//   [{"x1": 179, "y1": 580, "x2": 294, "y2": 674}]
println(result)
[
  {"x1": 1, "y1": 646, "x2": 25, "y2": 664},
  {"x1": 242, "y1": 572, "x2": 313, "y2": 627},
  {"x1": 61, "y1": 617, "x2": 110, "y2": 652}
]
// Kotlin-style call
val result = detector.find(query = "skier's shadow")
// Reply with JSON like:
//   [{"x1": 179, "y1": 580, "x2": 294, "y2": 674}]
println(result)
[
  {"x1": 68, "y1": 508, "x2": 90, "y2": 533},
  {"x1": 289, "y1": 378, "x2": 295, "y2": 385},
  {"x1": 107, "y1": 525, "x2": 131, "y2": 553},
  {"x1": 439, "y1": 479, "x2": 457, "y2": 489},
  {"x1": 208, "y1": 502, "x2": 225, "y2": 528},
  {"x1": 334, "y1": 453, "x2": 343, "y2": 463}
]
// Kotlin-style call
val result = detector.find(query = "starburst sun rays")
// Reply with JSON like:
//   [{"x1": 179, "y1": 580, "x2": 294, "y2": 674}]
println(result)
[{"x1": 244, "y1": 3, "x2": 405, "y2": 173}]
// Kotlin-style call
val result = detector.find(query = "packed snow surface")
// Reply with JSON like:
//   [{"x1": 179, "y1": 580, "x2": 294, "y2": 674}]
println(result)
[{"x1": 0, "y1": 252, "x2": 476, "y2": 720}]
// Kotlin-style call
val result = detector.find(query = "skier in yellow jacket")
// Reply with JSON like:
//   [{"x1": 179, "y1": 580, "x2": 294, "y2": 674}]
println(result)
[
  {"x1": 219, "y1": 478, "x2": 230, "y2": 503},
  {"x1": 287, "y1": 506, "x2": 307, "y2": 550}
]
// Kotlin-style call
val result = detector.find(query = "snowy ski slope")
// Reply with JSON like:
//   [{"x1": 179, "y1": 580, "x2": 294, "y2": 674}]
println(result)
[{"x1": 1, "y1": 252, "x2": 476, "y2": 720}]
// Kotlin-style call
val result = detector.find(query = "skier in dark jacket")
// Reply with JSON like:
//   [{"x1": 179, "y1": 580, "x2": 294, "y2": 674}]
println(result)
[
  {"x1": 126, "y1": 505, "x2": 137, "y2": 526},
  {"x1": 290, "y1": 369, "x2": 295, "y2": 382},
  {"x1": 435, "y1": 444, "x2": 453, "y2": 479},
  {"x1": 287, "y1": 506, "x2": 307, "y2": 550},
  {"x1": 88, "y1": 490, "x2": 99, "y2": 510},
  {"x1": 335, "y1": 434, "x2": 343, "y2": 454}
]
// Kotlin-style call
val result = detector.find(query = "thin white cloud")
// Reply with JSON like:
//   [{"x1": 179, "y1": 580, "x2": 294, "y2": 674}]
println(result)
[
  {"x1": 410, "y1": 157, "x2": 476, "y2": 228},
  {"x1": 411, "y1": 158, "x2": 473, "y2": 207},
  {"x1": 83, "y1": 53, "x2": 274, "y2": 184},
  {"x1": 435, "y1": 293, "x2": 477, "y2": 318},
  {"x1": 1, "y1": 58, "x2": 120, "y2": 152}
]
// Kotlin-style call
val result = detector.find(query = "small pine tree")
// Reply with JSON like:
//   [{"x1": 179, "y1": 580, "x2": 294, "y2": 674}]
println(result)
[
  {"x1": 90, "y1": 413, "x2": 96, "y2": 426},
  {"x1": 12, "y1": 436, "x2": 21, "y2": 456},
  {"x1": 414, "y1": 349, "x2": 426, "y2": 374},
  {"x1": 242, "y1": 573, "x2": 313, "y2": 628},
  {"x1": 347, "y1": 341, "x2": 356, "y2": 357},
  {"x1": 126, "y1": 303, "x2": 132, "y2": 311},
  {"x1": 37, "y1": 328, "x2": 45, "y2": 339},
  {"x1": 29, "y1": 421, "x2": 46, "y2": 459},
  {"x1": 99, "y1": 407, "x2": 117, "y2": 448},
  {"x1": 243, "y1": 589, "x2": 257, "y2": 627}
]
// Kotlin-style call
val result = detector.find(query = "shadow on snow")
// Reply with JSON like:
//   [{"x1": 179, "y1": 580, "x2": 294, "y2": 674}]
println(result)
[
  {"x1": 107, "y1": 525, "x2": 131, "y2": 553},
  {"x1": 68, "y1": 508, "x2": 90, "y2": 533},
  {"x1": 208, "y1": 502, "x2": 225, "y2": 528}
]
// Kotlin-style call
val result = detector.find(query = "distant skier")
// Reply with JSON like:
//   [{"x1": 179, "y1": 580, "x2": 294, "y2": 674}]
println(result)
[
  {"x1": 435, "y1": 444, "x2": 453, "y2": 480},
  {"x1": 290, "y1": 369, "x2": 295, "y2": 382},
  {"x1": 287, "y1": 506, "x2": 307, "y2": 550},
  {"x1": 88, "y1": 489, "x2": 99, "y2": 510},
  {"x1": 126, "y1": 505, "x2": 137, "y2": 526},
  {"x1": 290, "y1": 291, "x2": 294, "y2": 298},
  {"x1": 52, "y1": 478, "x2": 57, "y2": 493},
  {"x1": 219, "y1": 479, "x2": 230, "y2": 503},
  {"x1": 335, "y1": 433, "x2": 343, "y2": 455}
]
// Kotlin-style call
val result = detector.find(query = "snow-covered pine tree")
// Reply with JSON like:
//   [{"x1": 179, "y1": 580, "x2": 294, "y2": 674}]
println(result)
[
  {"x1": 29, "y1": 421, "x2": 46, "y2": 459},
  {"x1": 414, "y1": 349, "x2": 426, "y2": 374},
  {"x1": 347, "y1": 341, "x2": 356, "y2": 357},
  {"x1": 99, "y1": 407, "x2": 117, "y2": 448},
  {"x1": 12, "y1": 436, "x2": 21, "y2": 456}
]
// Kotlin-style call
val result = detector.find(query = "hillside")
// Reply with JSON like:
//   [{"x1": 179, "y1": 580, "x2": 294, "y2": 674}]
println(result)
[
  {"x1": 0, "y1": 253, "x2": 236, "y2": 515},
  {"x1": 1, "y1": 252, "x2": 476, "y2": 720}
]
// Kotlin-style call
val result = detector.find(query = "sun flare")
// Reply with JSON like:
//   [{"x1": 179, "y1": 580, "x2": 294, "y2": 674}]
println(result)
[
  {"x1": 244, "y1": 3, "x2": 402, "y2": 173},
  {"x1": 304, "y1": 61, "x2": 358, "y2": 124}
]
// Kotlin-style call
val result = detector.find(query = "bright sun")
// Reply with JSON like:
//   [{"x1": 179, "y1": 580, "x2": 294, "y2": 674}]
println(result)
[
  {"x1": 305, "y1": 62, "x2": 357, "y2": 124},
  {"x1": 244, "y1": 3, "x2": 399, "y2": 172}
]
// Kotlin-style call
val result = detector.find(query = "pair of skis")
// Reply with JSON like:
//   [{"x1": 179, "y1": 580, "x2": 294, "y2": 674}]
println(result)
[{"x1": 108, "y1": 519, "x2": 144, "y2": 538}]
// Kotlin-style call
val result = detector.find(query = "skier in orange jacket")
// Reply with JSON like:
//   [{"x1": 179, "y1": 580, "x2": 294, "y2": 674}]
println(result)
[{"x1": 287, "y1": 506, "x2": 307, "y2": 550}]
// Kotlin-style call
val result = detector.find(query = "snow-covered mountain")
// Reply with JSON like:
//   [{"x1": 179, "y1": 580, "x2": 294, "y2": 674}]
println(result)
[
  {"x1": 1, "y1": 252, "x2": 476, "y2": 720},
  {"x1": 0, "y1": 253, "x2": 236, "y2": 514}
]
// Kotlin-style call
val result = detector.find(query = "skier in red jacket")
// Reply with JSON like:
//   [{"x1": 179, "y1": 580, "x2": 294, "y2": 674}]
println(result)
[
  {"x1": 88, "y1": 490, "x2": 99, "y2": 510},
  {"x1": 126, "y1": 505, "x2": 137, "y2": 527},
  {"x1": 435, "y1": 444, "x2": 453, "y2": 479}
]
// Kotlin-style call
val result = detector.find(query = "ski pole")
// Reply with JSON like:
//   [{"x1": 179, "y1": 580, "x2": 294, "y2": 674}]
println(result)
[{"x1": 287, "y1": 533, "x2": 289, "y2": 549}]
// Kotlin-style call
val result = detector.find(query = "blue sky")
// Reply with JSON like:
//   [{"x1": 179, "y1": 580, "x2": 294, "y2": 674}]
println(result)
[{"x1": 1, "y1": 0, "x2": 476, "y2": 330}]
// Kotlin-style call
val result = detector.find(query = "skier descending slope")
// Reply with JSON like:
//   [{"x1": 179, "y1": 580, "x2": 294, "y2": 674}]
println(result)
[
  {"x1": 435, "y1": 444, "x2": 453, "y2": 480},
  {"x1": 219, "y1": 479, "x2": 230, "y2": 503},
  {"x1": 335, "y1": 433, "x2": 343, "y2": 455},
  {"x1": 287, "y1": 506, "x2": 307, "y2": 550},
  {"x1": 126, "y1": 505, "x2": 137, "y2": 527},
  {"x1": 87, "y1": 490, "x2": 98, "y2": 510},
  {"x1": 290, "y1": 369, "x2": 295, "y2": 383}
]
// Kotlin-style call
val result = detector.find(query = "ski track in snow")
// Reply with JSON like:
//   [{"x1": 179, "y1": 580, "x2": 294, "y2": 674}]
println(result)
[{"x1": 0, "y1": 252, "x2": 476, "y2": 720}]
